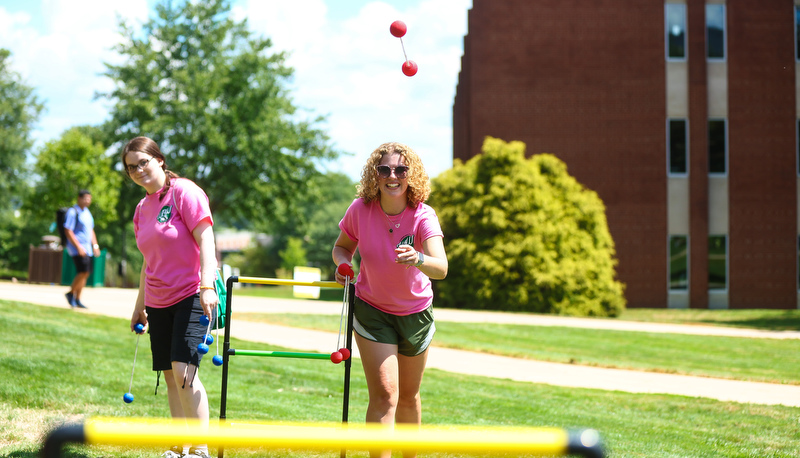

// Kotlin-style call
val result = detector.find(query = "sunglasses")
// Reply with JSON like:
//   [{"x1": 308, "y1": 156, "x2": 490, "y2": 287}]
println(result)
[{"x1": 375, "y1": 165, "x2": 409, "y2": 179}]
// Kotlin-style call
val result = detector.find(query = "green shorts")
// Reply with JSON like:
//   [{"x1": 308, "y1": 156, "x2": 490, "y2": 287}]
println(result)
[{"x1": 353, "y1": 295, "x2": 435, "y2": 357}]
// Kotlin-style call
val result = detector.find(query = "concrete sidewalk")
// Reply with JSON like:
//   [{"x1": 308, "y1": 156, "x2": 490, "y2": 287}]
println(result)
[{"x1": 3, "y1": 281, "x2": 800, "y2": 407}]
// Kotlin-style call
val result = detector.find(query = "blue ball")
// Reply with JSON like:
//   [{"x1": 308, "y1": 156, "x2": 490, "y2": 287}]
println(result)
[
  {"x1": 123, "y1": 392, "x2": 134, "y2": 403},
  {"x1": 204, "y1": 334, "x2": 214, "y2": 345},
  {"x1": 199, "y1": 315, "x2": 210, "y2": 326},
  {"x1": 197, "y1": 343, "x2": 209, "y2": 354},
  {"x1": 212, "y1": 355, "x2": 224, "y2": 366},
  {"x1": 134, "y1": 323, "x2": 145, "y2": 334}
]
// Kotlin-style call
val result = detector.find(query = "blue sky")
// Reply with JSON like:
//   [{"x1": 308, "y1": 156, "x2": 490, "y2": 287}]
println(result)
[{"x1": 0, "y1": 0, "x2": 472, "y2": 180}]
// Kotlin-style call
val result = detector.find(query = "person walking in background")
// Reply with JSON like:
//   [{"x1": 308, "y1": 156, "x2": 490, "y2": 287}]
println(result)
[
  {"x1": 332, "y1": 142, "x2": 448, "y2": 458},
  {"x1": 64, "y1": 189, "x2": 100, "y2": 309},
  {"x1": 121, "y1": 136, "x2": 219, "y2": 458}
]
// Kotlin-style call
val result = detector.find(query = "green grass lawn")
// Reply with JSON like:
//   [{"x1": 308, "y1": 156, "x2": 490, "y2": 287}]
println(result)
[
  {"x1": 618, "y1": 307, "x2": 800, "y2": 331},
  {"x1": 234, "y1": 284, "x2": 800, "y2": 331},
  {"x1": 2, "y1": 299, "x2": 799, "y2": 457},
  {"x1": 239, "y1": 312, "x2": 800, "y2": 385}
]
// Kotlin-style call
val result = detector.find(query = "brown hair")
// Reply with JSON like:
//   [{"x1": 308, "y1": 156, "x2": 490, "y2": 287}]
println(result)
[
  {"x1": 121, "y1": 136, "x2": 180, "y2": 200},
  {"x1": 356, "y1": 142, "x2": 431, "y2": 207}
]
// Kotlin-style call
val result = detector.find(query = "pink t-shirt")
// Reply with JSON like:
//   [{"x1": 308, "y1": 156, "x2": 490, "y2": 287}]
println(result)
[
  {"x1": 133, "y1": 178, "x2": 214, "y2": 308},
  {"x1": 339, "y1": 198, "x2": 443, "y2": 315}
]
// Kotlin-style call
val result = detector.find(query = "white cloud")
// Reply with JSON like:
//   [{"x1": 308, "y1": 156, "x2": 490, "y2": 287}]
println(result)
[
  {"x1": 0, "y1": 0, "x2": 148, "y2": 145},
  {"x1": 238, "y1": 0, "x2": 471, "y2": 179},
  {"x1": 1, "y1": 0, "x2": 470, "y2": 179}
]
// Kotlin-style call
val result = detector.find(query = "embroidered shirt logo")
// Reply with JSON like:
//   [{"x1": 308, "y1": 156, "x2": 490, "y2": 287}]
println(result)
[
  {"x1": 157, "y1": 205, "x2": 173, "y2": 223},
  {"x1": 396, "y1": 234, "x2": 414, "y2": 248}
]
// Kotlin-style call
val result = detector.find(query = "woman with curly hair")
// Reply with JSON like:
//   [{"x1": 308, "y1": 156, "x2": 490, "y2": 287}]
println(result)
[{"x1": 333, "y1": 142, "x2": 448, "y2": 458}]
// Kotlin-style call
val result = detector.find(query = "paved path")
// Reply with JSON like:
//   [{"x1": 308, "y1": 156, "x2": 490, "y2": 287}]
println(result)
[{"x1": 3, "y1": 281, "x2": 800, "y2": 407}]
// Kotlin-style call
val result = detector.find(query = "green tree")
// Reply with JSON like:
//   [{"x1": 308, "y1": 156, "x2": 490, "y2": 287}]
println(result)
[
  {"x1": 0, "y1": 48, "x2": 44, "y2": 273},
  {"x1": 101, "y1": 0, "x2": 337, "y2": 230},
  {"x1": 0, "y1": 48, "x2": 43, "y2": 213},
  {"x1": 430, "y1": 137, "x2": 625, "y2": 317},
  {"x1": 291, "y1": 172, "x2": 357, "y2": 277},
  {"x1": 278, "y1": 236, "x2": 307, "y2": 275},
  {"x1": 223, "y1": 172, "x2": 357, "y2": 280},
  {"x1": 24, "y1": 128, "x2": 121, "y2": 254}
]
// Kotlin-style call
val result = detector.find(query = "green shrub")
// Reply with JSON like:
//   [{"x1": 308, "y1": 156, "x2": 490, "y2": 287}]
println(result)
[{"x1": 430, "y1": 137, "x2": 625, "y2": 317}]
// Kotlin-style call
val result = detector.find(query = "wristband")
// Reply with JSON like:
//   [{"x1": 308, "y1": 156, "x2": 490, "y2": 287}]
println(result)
[
  {"x1": 199, "y1": 285, "x2": 215, "y2": 290},
  {"x1": 414, "y1": 252, "x2": 425, "y2": 267}
]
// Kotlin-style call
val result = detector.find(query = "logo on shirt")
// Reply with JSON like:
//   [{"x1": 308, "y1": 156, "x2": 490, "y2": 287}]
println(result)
[
  {"x1": 157, "y1": 205, "x2": 173, "y2": 223},
  {"x1": 396, "y1": 234, "x2": 414, "y2": 248}
]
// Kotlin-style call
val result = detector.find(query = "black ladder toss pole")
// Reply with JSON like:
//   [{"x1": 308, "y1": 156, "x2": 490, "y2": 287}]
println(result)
[
  {"x1": 217, "y1": 275, "x2": 236, "y2": 458},
  {"x1": 340, "y1": 284, "x2": 356, "y2": 458}
]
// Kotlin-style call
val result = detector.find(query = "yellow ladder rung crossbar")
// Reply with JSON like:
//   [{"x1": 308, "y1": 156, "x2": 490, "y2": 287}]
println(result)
[{"x1": 235, "y1": 276, "x2": 342, "y2": 289}]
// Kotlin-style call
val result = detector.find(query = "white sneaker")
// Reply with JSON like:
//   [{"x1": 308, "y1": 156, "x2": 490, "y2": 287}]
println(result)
[
  {"x1": 161, "y1": 446, "x2": 182, "y2": 458},
  {"x1": 186, "y1": 447, "x2": 211, "y2": 458}
]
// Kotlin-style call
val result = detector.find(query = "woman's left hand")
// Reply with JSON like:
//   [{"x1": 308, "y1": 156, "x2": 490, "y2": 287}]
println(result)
[
  {"x1": 395, "y1": 244, "x2": 420, "y2": 267},
  {"x1": 200, "y1": 288, "x2": 219, "y2": 318}
]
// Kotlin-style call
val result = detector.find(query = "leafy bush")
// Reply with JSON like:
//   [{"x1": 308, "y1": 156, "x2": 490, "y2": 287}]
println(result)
[{"x1": 430, "y1": 137, "x2": 625, "y2": 317}]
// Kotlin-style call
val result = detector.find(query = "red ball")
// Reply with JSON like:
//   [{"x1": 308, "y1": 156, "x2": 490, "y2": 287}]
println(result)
[
  {"x1": 330, "y1": 351, "x2": 343, "y2": 364},
  {"x1": 339, "y1": 348, "x2": 351, "y2": 360},
  {"x1": 402, "y1": 60, "x2": 418, "y2": 77},
  {"x1": 390, "y1": 20, "x2": 407, "y2": 38}
]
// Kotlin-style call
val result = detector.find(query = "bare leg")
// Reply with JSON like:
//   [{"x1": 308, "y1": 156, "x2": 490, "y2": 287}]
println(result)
[
  {"x1": 355, "y1": 334, "x2": 399, "y2": 458},
  {"x1": 170, "y1": 362, "x2": 209, "y2": 453},
  {"x1": 396, "y1": 349, "x2": 429, "y2": 458},
  {"x1": 71, "y1": 271, "x2": 89, "y2": 300}
]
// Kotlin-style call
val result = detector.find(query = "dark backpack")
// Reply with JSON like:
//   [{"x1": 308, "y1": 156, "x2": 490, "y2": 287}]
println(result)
[{"x1": 56, "y1": 207, "x2": 70, "y2": 246}]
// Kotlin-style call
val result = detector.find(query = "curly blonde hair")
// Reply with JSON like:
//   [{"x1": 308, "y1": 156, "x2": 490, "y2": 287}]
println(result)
[{"x1": 357, "y1": 142, "x2": 431, "y2": 207}]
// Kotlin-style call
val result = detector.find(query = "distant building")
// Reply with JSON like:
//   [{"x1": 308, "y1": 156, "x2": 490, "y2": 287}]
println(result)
[{"x1": 453, "y1": 1, "x2": 798, "y2": 309}]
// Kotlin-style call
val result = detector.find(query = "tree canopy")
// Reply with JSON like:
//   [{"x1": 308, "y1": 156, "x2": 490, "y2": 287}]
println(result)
[
  {"x1": 25, "y1": 128, "x2": 121, "y2": 246},
  {"x1": 0, "y1": 48, "x2": 43, "y2": 214},
  {"x1": 101, "y1": 0, "x2": 338, "y2": 229},
  {"x1": 429, "y1": 137, "x2": 625, "y2": 317}
]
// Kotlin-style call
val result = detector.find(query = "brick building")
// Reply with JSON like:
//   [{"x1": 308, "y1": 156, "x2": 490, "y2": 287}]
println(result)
[{"x1": 453, "y1": 0, "x2": 798, "y2": 309}]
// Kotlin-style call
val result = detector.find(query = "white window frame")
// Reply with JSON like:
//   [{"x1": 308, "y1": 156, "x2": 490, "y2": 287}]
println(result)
[
  {"x1": 666, "y1": 3, "x2": 688, "y2": 61},
  {"x1": 668, "y1": 234, "x2": 690, "y2": 291},
  {"x1": 667, "y1": 118, "x2": 689, "y2": 177},
  {"x1": 708, "y1": 118, "x2": 728, "y2": 177},
  {"x1": 706, "y1": 4, "x2": 726, "y2": 61}
]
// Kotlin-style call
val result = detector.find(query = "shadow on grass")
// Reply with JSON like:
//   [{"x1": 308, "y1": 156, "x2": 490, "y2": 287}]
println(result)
[
  {"x1": 695, "y1": 312, "x2": 800, "y2": 331},
  {"x1": 5, "y1": 449, "x2": 92, "y2": 458}
]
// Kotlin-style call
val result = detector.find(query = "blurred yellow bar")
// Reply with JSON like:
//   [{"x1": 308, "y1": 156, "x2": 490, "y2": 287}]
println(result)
[{"x1": 84, "y1": 418, "x2": 570, "y2": 455}]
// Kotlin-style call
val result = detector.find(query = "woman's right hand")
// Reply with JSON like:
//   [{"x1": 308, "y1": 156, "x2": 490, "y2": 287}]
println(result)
[
  {"x1": 335, "y1": 263, "x2": 355, "y2": 285},
  {"x1": 130, "y1": 308, "x2": 148, "y2": 333}
]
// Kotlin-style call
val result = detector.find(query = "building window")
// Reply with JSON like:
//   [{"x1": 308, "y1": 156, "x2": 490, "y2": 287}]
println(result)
[
  {"x1": 669, "y1": 119, "x2": 688, "y2": 174},
  {"x1": 706, "y1": 4, "x2": 725, "y2": 60},
  {"x1": 666, "y1": 4, "x2": 687, "y2": 60},
  {"x1": 708, "y1": 119, "x2": 727, "y2": 174},
  {"x1": 669, "y1": 235, "x2": 688, "y2": 290},
  {"x1": 709, "y1": 235, "x2": 727, "y2": 290}
]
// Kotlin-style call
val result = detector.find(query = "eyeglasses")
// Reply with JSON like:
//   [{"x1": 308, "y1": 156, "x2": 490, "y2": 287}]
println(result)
[
  {"x1": 375, "y1": 165, "x2": 409, "y2": 179},
  {"x1": 126, "y1": 157, "x2": 154, "y2": 173}
]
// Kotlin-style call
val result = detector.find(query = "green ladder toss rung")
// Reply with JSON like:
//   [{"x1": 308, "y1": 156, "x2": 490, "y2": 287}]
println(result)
[{"x1": 230, "y1": 349, "x2": 332, "y2": 360}]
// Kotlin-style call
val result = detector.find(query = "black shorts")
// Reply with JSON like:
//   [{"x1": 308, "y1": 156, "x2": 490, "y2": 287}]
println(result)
[
  {"x1": 71, "y1": 255, "x2": 92, "y2": 274},
  {"x1": 146, "y1": 294, "x2": 208, "y2": 371}
]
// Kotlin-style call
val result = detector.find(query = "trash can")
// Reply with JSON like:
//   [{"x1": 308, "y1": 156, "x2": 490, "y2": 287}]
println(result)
[
  {"x1": 28, "y1": 237, "x2": 64, "y2": 284},
  {"x1": 61, "y1": 249, "x2": 107, "y2": 287}
]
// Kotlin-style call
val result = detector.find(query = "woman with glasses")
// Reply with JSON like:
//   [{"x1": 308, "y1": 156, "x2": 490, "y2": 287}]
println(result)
[
  {"x1": 333, "y1": 142, "x2": 448, "y2": 458},
  {"x1": 121, "y1": 136, "x2": 218, "y2": 458}
]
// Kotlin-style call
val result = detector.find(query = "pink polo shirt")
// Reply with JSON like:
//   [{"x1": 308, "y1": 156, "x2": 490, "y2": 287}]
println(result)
[
  {"x1": 339, "y1": 198, "x2": 443, "y2": 315},
  {"x1": 133, "y1": 178, "x2": 214, "y2": 308}
]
